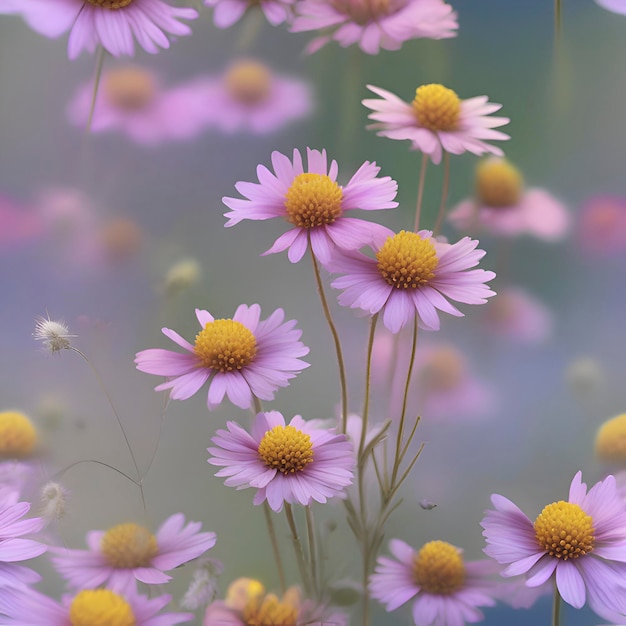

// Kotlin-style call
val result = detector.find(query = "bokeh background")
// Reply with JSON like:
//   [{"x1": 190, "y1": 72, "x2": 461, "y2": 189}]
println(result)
[{"x1": 1, "y1": 0, "x2": 626, "y2": 623}]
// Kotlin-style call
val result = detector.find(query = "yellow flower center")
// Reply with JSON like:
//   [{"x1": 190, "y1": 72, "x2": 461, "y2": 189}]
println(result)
[
  {"x1": 284, "y1": 173, "x2": 343, "y2": 229},
  {"x1": 194, "y1": 319, "x2": 258, "y2": 372},
  {"x1": 475, "y1": 158, "x2": 524, "y2": 208},
  {"x1": 331, "y1": 0, "x2": 392, "y2": 24},
  {"x1": 595, "y1": 413, "x2": 626, "y2": 463},
  {"x1": 412, "y1": 541, "x2": 466, "y2": 595},
  {"x1": 69, "y1": 589, "x2": 135, "y2": 626},
  {"x1": 225, "y1": 61, "x2": 272, "y2": 105},
  {"x1": 0, "y1": 411, "x2": 37, "y2": 457},
  {"x1": 421, "y1": 347, "x2": 464, "y2": 392},
  {"x1": 102, "y1": 67, "x2": 156, "y2": 111},
  {"x1": 258, "y1": 425, "x2": 314, "y2": 474},
  {"x1": 100, "y1": 523, "x2": 158, "y2": 569},
  {"x1": 412, "y1": 84, "x2": 461, "y2": 132},
  {"x1": 376, "y1": 230, "x2": 439, "y2": 289},
  {"x1": 534, "y1": 501, "x2": 595, "y2": 560},
  {"x1": 241, "y1": 585, "x2": 300, "y2": 626},
  {"x1": 85, "y1": 0, "x2": 133, "y2": 9}
]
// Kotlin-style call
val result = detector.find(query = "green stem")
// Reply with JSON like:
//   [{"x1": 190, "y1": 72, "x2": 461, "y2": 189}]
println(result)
[
  {"x1": 433, "y1": 151, "x2": 450, "y2": 236},
  {"x1": 552, "y1": 583, "x2": 561, "y2": 626},
  {"x1": 554, "y1": 0, "x2": 561, "y2": 45},
  {"x1": 358, "y1": 314, "x2": 378, "y2": 459},
  {"x1": 305, "y1": 506, "x2": 319, "y2": 599},
  {"x1": 308, "y1": 239, "x2": 349, "y2": 433},
  {"x1": 285, "y1": 503, "x2": 312, "y2": 594},
  {"x1": 413, "y1": 154, "x2": 429, "y2": 232},
  {"x1": 263, "y1": 502, "x2": 286, "y2": 594},
  {"x1": 86, "y1": 46, "x2": 105, "y2": 135},
  {"x1": 253, "y1": 395, "x2": 263, "y2": 415}
]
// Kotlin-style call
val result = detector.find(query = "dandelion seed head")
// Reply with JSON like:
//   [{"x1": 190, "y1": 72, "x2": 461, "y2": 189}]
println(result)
[
  {"x1": 40, "y1": 481, "x2": 69, "y2": 521},
  {"x1": 182, "y1": 558, "x2": 223, "y2": 610},
  {"x1": 34, "y1": 316, "x2": 74, "y2": 353},
  {"x1": 163, "y1": 258, "x2": 201, "y2": 295}
]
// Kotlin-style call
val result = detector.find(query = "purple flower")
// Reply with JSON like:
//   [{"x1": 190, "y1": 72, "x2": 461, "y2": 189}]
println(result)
[
  {"x1": 291, "y1": 0, "x2": 457, "y2": 55},
  {"x1": 208, "y1": 411, "x2": 354, "y2": 512},
  {"x1": 135, "y1": 304, "x2": 310, "y2": 410},
  {"x1": 67, "y1": 65, "x2": 210, "y2": 145},
  {"x1": 370, "y1": 538, "x2": 498, "y2": 626},
  {"x1": 205, "y1": 0, "x2": 294, "y2": 27},
  {"x1": 50, "y1": 513, "x2": 216, "y2": 588},
  {"x1": 363, "y1": 84, "x2": 509, "y2": 165},
  {"x1": 481, "y1": 471, "x2": 626, "y2": 618},
  {"x1": 193, "y1": 59, "x2": 313, "y2": 135},
  {"x1": 596, "y1": 0, "x2": 626, "y2": 15},
  {"x1": 0, "y1": 584, "x2": 192, "y2": 625},
  {"x1": 328, "y1": 229, "x2": 496, "y2": 333},
  {"x1": 222, "y1": 148, "x2": 398, "y2": 264},
  {"x1": 2, "y1": 0, "x2": 197, "y2": 59}
]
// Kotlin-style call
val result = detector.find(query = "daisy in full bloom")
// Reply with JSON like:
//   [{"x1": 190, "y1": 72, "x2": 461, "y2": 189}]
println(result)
[
  {"x1": 0, "y1": 497, "x2": 47, "y2": 587},
  {"x1": 67, "y1": 66, "x2": 210, "y2": 145},
  {"x1": 194, "y1": 59, "x2": 313, "y2": 135},
  {"x1": 204, "y1": 578, "x2": 348, "y2": 625},
  {"x1": 370, "y1": 538, "x2": 498, "y2": 626},
  {"x1": 291, "y1": 0, "x2": 457, "y2": 55},
  {"x1": 448, "y1": 158, "x2": 570, "y2": 241},
  {"x1": 327, "y1": 229, "x2": 496, "y2": 333},
  {"x1": 363, "y1": 84, "x2": 510, "y2": 165},
  {"x1": 481, "y1": 472, "x2": 626, "y2": 618},
  {"x1": 135, "y1": 305, "x2": 309, "y2": 410},
  {"x1": 50, "y1": 513, "x2": 216, "y2": 588},
  {"x1": 205, "y1": 0, "x2": 293, "y2": 27},
  {"x1": 1, "y1": 0, "x2": 197, "y2": 59},
  {"x1": 0, "y1": 584, "x2": 192, "y2": 625},
  {"x1": 223, "y1": 148, "x2": 398, "y2": 264},
  {"x1": 208, "y1": 410, "x2": 354, "y2": 512}
]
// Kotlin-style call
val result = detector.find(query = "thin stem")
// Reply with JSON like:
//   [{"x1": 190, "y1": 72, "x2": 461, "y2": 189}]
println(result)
[
  {"x1": 391, "y1": 318, "x2": 418, "y2": 487},
  {"x1": 552, "y1": 583, "x2": 561, "y2": 626},
  {"x1": 70, "y1": 347, "x2": 145, "y2": 512},
  {"x1": 358, "y1": 314, "x2": 378, "y2": 459},
  {"x1": 361, "y1": 546, "x2": 371, "y2": 626},
  {"x1": 53, "y1": 459, "x2": 138, "y2": 486},
  {"x1": 263, "y1": 502, "x2": 287, "y2": 594},
  {"x1": 308, "y1": 240, "x2": 349, "y2": 432},
  {"x1": 142, "y1": 395, "x2": 169, "y2": 480},
  {"x1": 433, "y1": 151, "x2": 450, "y2": 236},
  {"x1": 86, "y1": 46, "x2": 105, "y2": 135},
  {"x1": 413, "y1": 153, "x2": 429, "y2": 232},
  {"x1": 305, "y1": 506, "x2": 319, "y2": 599},
  {"x1": 253, "y1": 395, "x2": 263, "y2": 415},
  {"x1": 284, "y1": 503, "x2": 312, "y2": 594},
  {"x1": 554, "y1": 0, "x2": 561, "y2": 45}
]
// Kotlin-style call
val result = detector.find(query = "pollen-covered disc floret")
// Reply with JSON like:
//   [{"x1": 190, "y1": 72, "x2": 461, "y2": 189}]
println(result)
[
  {"x1": 241, "y1": 585, "x2": 300, "y2": 625},
  {"x1": 376, "y1": 230, "x2": 439, "y2": 289},
  {"x1": 476, "y1": 157, "x2": 523, "y2": 207},
  {"x1": 331, "y1": 0, "x2": 392, "y2": 25},
  {"x1": 284, "y1": 173, "x2": 344, "y2": 228},
  {"x1": 258, "y1": 425, "x2": 314, "y2": 474},
  {"x1": 413, "y1": 540, "x2": 466, "y2": 594},
  {"x1": 69, "y1": 589, "x2": 135, "y2": 626},
  {"x1": 103, "y1": 67, "x2": 155, "y2": 111},
  {"x1": 86, "y1": 0, "x2": 133, "y2": 9},
  {"x1": 0, "y1": 411, "x2": 37, "y2": 457},
  {"x1": 225, "y1": 61, "x2": 272, "y2": 105},
  {"x1": 194, "y1": 319, "x2": 258, "y2": 372},
  {"x1": 533, "y1": 501, "x2": 595, "y2": 560},
  {"x1": 412, "y1": 84, "x2": 461, "y2": 131},
  {"x1": 100, "y1": 523, "x2": 158, "y2": 569}
]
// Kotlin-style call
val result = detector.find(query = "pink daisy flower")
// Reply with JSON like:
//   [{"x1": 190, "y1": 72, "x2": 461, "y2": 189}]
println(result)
[
  {"x1": 223, "y1": 148, "x2": 398, "y2": 264},
  {"x1": 291, "y1": 0, "x2": 457, "y2": 55},
  {"x1": 481, "y1": 471, "x2": 626, "y2": 617},
  {"x1": 3, "y1": 0, "x2": 197, "y2": 59},
  {"x1": 370, "y1": 538, "x2": 498, "y2": 626},
  {"x1": 50, "y1": 513, "x2": 216, "y2": 588},
  {"x1": 578, "y1": 195, "x2": 626, "y2": 257},
  {"x1": 447, "y1": 158, "x2": 570, "y2": 241},
  {"x1": 363, "y1": 84, "x2": 510, "y2": 165},
  {"x1": 193, "y1": 59, "x2": 313, "y2": 135},
  {"x1": 205, "y1": 0, "x2": 293, "y2": 26},
  {"x1": 135, "y1": 304, "x2": 310, "y2": 410},
  {"x1": 0, "y1": 196, "x2": 43, "y2": 250},
  {"x1": 0, "y1": 584, "x2": 192, "y2": 625},
  {"x1": 327, "y1": 229, "x2": 496, "y2": 333},
  {"x1": 67, "y1": 65, "x2": 210, "y2": 145},
  {"x1": 0, "y1": 498, "x2": 46, "y2": 588},
  {"x1": 596, "y1": 0, "x2": 626, "y2": 14},
  {"x1": 208, "y1": 410, "x2": 354, "y2": 512}
]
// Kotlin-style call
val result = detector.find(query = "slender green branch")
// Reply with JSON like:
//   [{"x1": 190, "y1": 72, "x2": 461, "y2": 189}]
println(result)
[
  {"x1": 359, "y1": 313, "x2": 378, "y2": 458},
  {"x1": 53, "y1": 459, "x2": 138, "y2": 486},
  {"x1": 86, "y1": 46, "x2": 106, "y2": 135},
  {"x1": 433, "y1": 151, "x2": 450, "y2": 236},
  {"x1": 263, "y1": 502, "x2": 287, "y2": 594},
  {"x1": 552, "y1": 583, "x2": 561, "y2": 626},
  {"x1": 413, "y1": 153, "x2": 429, "y2": 231},
  {"x1": 305, "y1": 506, "x2": 319, "y2": 599},
  {"x1": 284, "y1": 503, "x2": 312, "y2": 594}
]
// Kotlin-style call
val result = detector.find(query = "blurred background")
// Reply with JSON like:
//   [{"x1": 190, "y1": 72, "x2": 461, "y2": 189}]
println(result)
[{"x1": 1, "y1": 0, "x2": 625, "y2": 623}]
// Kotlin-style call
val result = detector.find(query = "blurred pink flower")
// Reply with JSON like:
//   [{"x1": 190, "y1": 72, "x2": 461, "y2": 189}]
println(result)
[
  {"x1": 482, "y1": 287, "x2": 553, "y2": 344},
  {"x1": 448, "y1": 158, "x2": 570, "y2": 241},
  {"x1": 205, "y1": 0, "x2": 294, "y2": 26},
  {"x1": 596, "y1": 0, "x2": 626, "y2": 15},
  {"x1": 1, "y1": 0, "x2": 197, "y2": 59},
  {"x1": 193, "y1": 59, "x2": 313, "y2": 134},
  {"x1": 0, "y1": 196, "x2": 43, "y2": 249},
  {"x1": 578, "y1": 196, "x2": 626, "y2": 256},
  {"x1": 363, "y1": 84, "x2": 509, "y2": 165},
  {"x1": 291, "y1": 0, "x2": 457, "y2": 55},
  {"x1": 68, "y1": 66, "x2": 209, "y2": 145}
]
